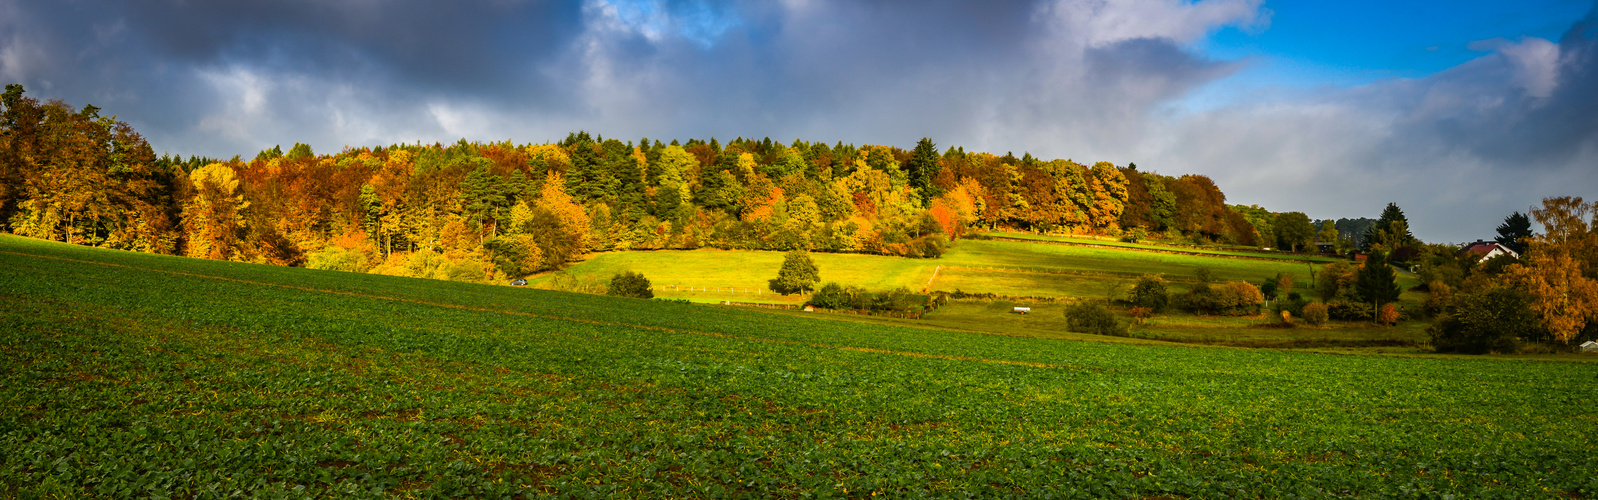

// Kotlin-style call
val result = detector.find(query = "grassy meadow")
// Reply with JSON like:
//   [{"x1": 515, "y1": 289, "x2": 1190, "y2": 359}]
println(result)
[
  {"x1": 547, "y1": 236, "x2": 1338, "y2": 303},
  {"x1": 938, "y1": 239, "x2": 1325, "y2": 284},
  {"x1": 4, "y1": 234, "x2": 1598, "y2": 498},
  {"x1": 976, "y1": 232, "x2": 1344, "y2": 263}
]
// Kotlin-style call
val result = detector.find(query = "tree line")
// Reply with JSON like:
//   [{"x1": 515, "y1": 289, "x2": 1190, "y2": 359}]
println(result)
[{"x1": 2, "y1": 85, "x2": 1326, "y2": 283}]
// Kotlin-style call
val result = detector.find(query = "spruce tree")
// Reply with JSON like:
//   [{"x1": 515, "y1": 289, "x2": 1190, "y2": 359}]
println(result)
[
  {"x1": 906, "y1": 137, "x2": 942, "y2": 207},
  {"x1": 1355, "y1": 251, "x2": 1401, "y2": 321},
  {"x1": 1495, "y1": 211, "x2": 1532, "y2": 255}
]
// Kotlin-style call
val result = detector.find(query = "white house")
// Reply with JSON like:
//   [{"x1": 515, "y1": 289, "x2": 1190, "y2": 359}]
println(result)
[
  {"x1": 1012, "y1": 307, "x2": 1031, "y2": 314},
  {"x1": 1581, "y1": 340, "x2": 1598, "y2": 353},
  {"x1": 1461, "y1": 241, "x2": 1519, "y2": 263}
]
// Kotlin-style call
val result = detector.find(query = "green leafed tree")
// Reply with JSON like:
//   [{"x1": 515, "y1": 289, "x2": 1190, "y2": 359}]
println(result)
[
  {"x1": 1130, "y1": 274, "x2": 1169, "y2": 312},
  {"x1": 1429, "y1": 286, "x2": 1539, "y2": 354},
  {"x1": 769, "y1": 249, "x2": 820, "y2": 295},
  {"x1": 1275, "y1": 212, "x2": 1315, "y2": 252},
  {"x1": 285, "y1": 142, "x2": 315, "y2": 160}
]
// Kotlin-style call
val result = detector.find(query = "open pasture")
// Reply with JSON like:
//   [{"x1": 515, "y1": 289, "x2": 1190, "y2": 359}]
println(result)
[
  {"x1": 930, "y1": 268, "x2": 1199, "y2": 300},
  {"x1": 939, "y1": 239, "x2": 1323, "y2": 285},
  {"x1": 3, "y1": 234, "x2": 1597, "y2": 498},
  {"x1": 977, "y1": 232, "x2": 1342, "y2": 263},
  {"x1": 535, "y1": 249, "x2": 936, "y2": 302}
]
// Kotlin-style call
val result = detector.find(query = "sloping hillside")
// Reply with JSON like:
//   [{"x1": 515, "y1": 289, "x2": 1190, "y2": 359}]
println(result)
[{"x1": 3, "y1": 234, "x2": 1595, "y2": 498}]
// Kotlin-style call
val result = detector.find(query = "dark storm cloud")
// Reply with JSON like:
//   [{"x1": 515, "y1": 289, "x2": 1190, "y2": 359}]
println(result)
[
  {"x1": 0, "y1": 0, "x2": 1256, "y2": 155},
  {"x1": 0, "y1": 0, "x2": 586, "y2": 154},
  {"x1": 1435, "y1": 11, "x2": 1598, "y2": 167},
  {"x1": 39, "y1": 0, "x2": 583, "y2": 96}
]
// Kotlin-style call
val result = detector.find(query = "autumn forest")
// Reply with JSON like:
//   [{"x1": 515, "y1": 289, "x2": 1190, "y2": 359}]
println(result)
[{"x1": 1, "y1": 84, "x2": 1322, "y2": 281}]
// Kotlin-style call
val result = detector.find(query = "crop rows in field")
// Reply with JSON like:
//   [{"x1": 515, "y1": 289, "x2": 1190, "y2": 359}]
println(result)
[{"x1": 3, "y1": 235, "x2": 1596, "y2": 498}]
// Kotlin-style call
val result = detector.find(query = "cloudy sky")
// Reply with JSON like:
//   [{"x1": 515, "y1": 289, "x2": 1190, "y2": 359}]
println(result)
[{"x1": 3, "y1": 0, "x2": 1596, "y2": 242}]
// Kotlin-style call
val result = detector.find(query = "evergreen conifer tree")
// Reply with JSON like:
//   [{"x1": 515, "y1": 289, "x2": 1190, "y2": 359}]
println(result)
[
  {"x1": 1356, "y1": 251, "x2": 1401, "y2": 322},
  {"x1": 1495, "y1": 211, "x2": 1532, "y2": 255}
]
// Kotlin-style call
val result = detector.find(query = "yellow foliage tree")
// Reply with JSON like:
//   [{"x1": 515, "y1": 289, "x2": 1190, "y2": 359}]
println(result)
[
  {"x1": 1507, "y1": 196, "x2": 1598, "y2": 343},
  {"x1": 182, "y1": 163, "x2": 250, "y2": 260},
  {"x1": 1088, "y1": 161, "x2": 1128, "y2": 230}
]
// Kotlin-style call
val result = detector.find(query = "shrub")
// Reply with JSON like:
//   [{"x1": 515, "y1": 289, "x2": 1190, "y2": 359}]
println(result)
[
  {"x1": 1377, "y1": 303, "x2": 1400, "y2": 325},
  {"x1": 1128, "y1": 306, "x2": 1153, "y2": 325},
  {"x1": 1317, "y1": 261, "x2": 1358, "y2": 301},
  {"x1": 1422, "y1": 281, "x2": 1452, "y2": 318},
  {"x1": 1275, "y1": 292, "x2": 1309, "y2": 318},
  {"x1": 1064, "y1": 302, "x2": 1126, "y2": 336},
  {"x1": 1180, "y1": 281, "x2": 1262, "y2": 316},
  {"x1": 1120, "y1": 227, "x2": 1147, "y2": 243},
  {"x1": 306, "y1": 245, "x2": 367, "y2": 273},
  {"x1": 438, "y1": 259, "x2": 484, "y2": 283},
  {"x1": 483, "y1": 235, "x2": 543, "y2": 279},
  {"x1": 808, "y1": 284, "x2": 929, "y2": 316},
  {"x1": 1325, "y1": 300, "x2": 1372, "y2": 321},
  {"x1": 607, "y1": 271, "x2": 654, "y2": 299},
  {"x1": 1130, "y1": 274, "x2": 1169, "y2": 312},
  {"x1": 1214, "y1": 282, "x2": 1264, "y2": 315},
  {"x1": 1302, "y1": 302, "x2": 1329, "y2": 326}
]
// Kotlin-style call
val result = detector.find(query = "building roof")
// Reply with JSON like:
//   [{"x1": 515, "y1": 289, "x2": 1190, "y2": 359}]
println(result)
[{"x1": 1461, "y1": 241, "x2": 1519, "y2": 259}]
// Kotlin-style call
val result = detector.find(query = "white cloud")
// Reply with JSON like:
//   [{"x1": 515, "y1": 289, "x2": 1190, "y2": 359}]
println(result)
[{"x1": 1037, "y1": 0, "x2": 1268, "y2": 48}]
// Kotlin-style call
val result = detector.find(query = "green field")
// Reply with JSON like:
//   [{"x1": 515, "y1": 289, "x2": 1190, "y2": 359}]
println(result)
[
  {"x1": 4, "y1": 234, "x2": 1597, "y2": 497},
  {"x1": 929, "y1": 267, "x2": 1202, "y2": 299},
  {"x1": 534, "y1": 249, "x2": 937, "y2": 303},
  {"x1": 939, "y1": 239, "x2": 1326, "y2": 284},
  {"x1": 549, "y1": 237, "x2": 1339, "y2": 303}
]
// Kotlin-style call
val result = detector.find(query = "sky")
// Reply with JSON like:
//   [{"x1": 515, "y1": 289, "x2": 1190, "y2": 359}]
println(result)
[{"x1": 2, "y1": 0, "x2": 1596, "y2": 243}]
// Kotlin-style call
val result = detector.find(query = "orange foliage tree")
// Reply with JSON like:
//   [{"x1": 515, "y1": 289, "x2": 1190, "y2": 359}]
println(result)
[{"x1": 1508, "y1": 196, "x2": 1598, "y2": 343}]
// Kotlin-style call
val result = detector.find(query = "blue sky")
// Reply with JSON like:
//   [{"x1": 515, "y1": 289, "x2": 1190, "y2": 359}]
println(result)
[
  {"x1": 1, "y1": 0, "x2": 1595, "y2": 242},
  {"x1": 1206, "y1": 0, "x2": 1592, "y2": 77},
  {"x1": 1183, "y1": 0, "x2": 1596, "y2": 108}
]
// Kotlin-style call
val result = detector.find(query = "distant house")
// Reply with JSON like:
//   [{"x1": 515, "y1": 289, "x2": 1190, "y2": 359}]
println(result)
[
  {"x1": 1581, "y1": 340, "x2": 1598, "y2": 353},
  {"x1": 1460, "y1": 241, "x2": 1519, "y2": 263},
  {"x1": 1013, "y1": 307, "x2": 1031, "y2": 314}
]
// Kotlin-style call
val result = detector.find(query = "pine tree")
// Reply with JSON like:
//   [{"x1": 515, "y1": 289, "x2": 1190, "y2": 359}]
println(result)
[
  {"x1": 906, "y1": 137, "x2": 942, "y2": 207},
  {"x1": 1355, "y1": 251, "x2": 1401, "y2": 323},
  {"x1": 1495, "y1": 211, "x2": 1532, "y2": 255},
  {"x1": 1362, "y1": 202, "x2": 1414, "y2": 252}
]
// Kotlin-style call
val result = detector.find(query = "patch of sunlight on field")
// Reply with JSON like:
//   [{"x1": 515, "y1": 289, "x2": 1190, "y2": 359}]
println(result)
[
  {"x1": 939, "y1": 239, "x2": 1322, "y2": 284},
  {"x1": 532, "y1": 249, "x2": 938, "y2": 292}
]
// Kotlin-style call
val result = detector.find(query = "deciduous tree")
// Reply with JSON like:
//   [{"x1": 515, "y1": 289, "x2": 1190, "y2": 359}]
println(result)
[
  {"x1": 769, "y1": 249, "x2": 820, "y2": 295},
  {"x1": 1507, "y1": 196, "x2": 1597, "y2": 344},
  {"x1": 1275, "y1": 212, "x2": 1314, "y2": 252}
]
